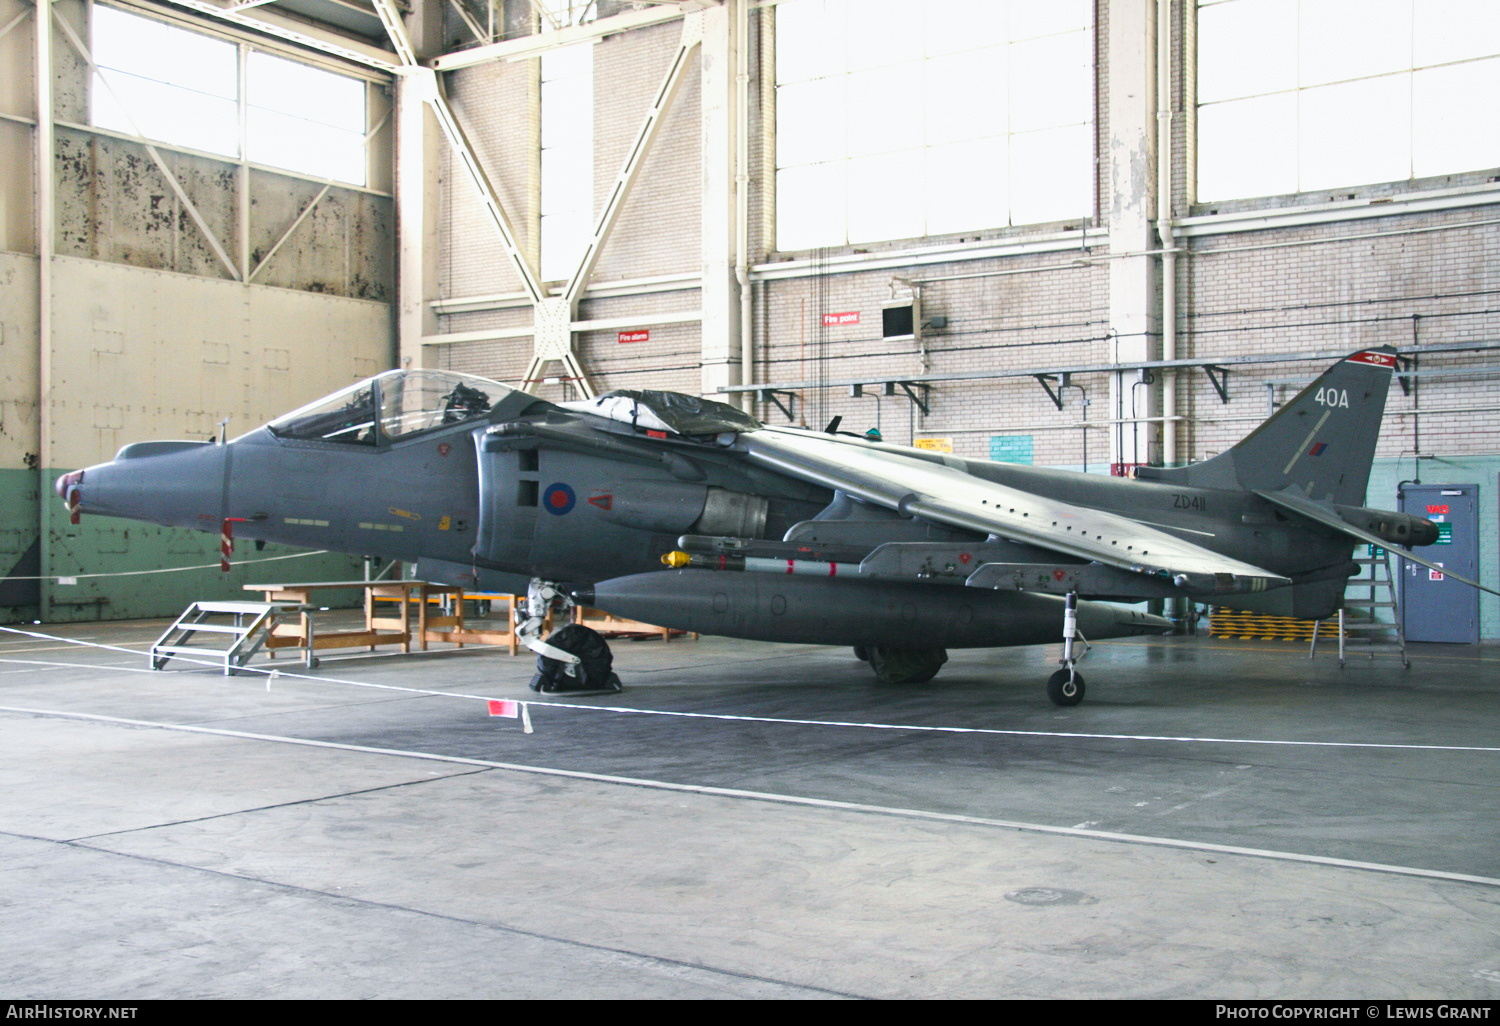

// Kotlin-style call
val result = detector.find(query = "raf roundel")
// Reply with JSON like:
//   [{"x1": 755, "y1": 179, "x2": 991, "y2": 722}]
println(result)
[{"x1": 543, "y1": 482, "x2": 576, "y2": 515}]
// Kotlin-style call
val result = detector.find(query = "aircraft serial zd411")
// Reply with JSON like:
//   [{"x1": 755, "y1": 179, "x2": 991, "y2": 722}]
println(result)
[{"x1": 58, "y1": 346, "x2": 1479, "y2": 705}]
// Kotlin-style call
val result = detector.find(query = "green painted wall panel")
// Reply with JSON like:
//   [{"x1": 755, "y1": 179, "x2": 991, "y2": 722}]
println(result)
[
  {"x1": 0, "y1": 468, "x2": 42, "y2": 617},
  {"x1": 2, "y1": 466, "x2": 365, "y2": 624}
]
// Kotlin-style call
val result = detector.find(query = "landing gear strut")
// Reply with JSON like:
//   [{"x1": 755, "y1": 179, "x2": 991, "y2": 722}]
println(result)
[
  {"x1": 1047, "y1": 592, "x2": 1088, "y2": 706},
  {"x1": 516, "y1": 578, "x2": 622, "y2": 694}
]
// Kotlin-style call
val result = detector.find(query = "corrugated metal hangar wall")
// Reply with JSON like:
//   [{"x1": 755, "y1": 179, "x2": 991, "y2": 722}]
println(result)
[
  {"x1": 1, "y1": 0, "x2": 1497, "y2": 636},
  {"x1": 0, "y1": 0, "x2": 394, "y2": 620}
]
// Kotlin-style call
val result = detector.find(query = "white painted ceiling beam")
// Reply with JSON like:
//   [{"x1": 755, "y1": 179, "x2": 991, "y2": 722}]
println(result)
[{"x1": 429, "y1": 0, "x2": 718, "y2": 70}]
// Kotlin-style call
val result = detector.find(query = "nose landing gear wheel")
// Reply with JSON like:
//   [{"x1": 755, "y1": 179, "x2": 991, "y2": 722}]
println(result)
[
  {"x1": 1046, "y1": 668, "x2": 1085, "y2": 706},
  {"x1": 529, "y1": 623, "x2": 622, "y2": 694}
]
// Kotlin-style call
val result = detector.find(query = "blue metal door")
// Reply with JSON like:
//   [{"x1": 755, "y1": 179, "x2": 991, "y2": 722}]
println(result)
[{"x1": 1399, "y1": 484, "x2": 1480, "y2": 644}]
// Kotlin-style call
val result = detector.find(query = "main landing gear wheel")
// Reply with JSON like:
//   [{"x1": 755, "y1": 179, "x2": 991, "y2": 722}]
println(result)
[
  {"x1": 529, "y1": 623, "x2": 623, "y2": 694},
  {"x1": 868, "y1": 646, "x2": 948, "y2": 685},
  {"x1": 1046, "y1": 668, "x2": 1085, "y2": 706}
]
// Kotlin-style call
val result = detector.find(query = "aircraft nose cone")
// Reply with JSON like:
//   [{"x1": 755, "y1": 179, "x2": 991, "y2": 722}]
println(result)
[
  {"x1": 55, "y1": 469, "x2": 82, "y2": 503},
  {"x1": 55, "y1": 470, "x2": 84, "y2": 523},
  {"x1": 58, "y1": 444, "x2": 230, "y2": 529}
]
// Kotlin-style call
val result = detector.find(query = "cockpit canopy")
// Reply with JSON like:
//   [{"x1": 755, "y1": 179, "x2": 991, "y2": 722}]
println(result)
[
  {"x1": 560, "y1": 389, "x2": 761, "y2": 437},
  {"x1": 267, "y1": 369, "x2": 515, "y2": 446}
]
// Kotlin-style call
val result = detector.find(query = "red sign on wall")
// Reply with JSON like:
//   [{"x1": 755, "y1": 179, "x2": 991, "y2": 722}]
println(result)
[
  {"x1": 618, "y1": 330, "x2": 650, "y2": 344},
  {"x1": 822, "y1": 311, "x2": 860, "y2": 327}
]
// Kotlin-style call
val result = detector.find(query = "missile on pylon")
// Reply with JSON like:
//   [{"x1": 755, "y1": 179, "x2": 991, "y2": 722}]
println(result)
[{"x1": 660, "y1": 549, "x2": 864, "y2": 577}]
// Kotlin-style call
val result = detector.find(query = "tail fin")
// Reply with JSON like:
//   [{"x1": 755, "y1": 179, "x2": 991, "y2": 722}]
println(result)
[{"x1": 1136, "y1": 347, "x2": 1397, "y2": 504}]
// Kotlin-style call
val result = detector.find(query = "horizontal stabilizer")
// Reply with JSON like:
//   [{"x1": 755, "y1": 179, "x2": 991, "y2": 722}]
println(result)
[{"x1": 1256, "y1": 488, "x2": 1498, "y2": 598}]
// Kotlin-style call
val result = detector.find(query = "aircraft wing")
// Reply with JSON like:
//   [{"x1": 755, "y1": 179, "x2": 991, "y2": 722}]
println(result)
[{"x1": 740, "y1": 427, "x2": 1289, "y2": 591}]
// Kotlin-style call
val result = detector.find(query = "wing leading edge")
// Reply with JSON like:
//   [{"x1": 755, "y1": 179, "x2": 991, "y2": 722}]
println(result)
[{"x1": 740, "y1": 427, "x2": 1289, "y2": 594}]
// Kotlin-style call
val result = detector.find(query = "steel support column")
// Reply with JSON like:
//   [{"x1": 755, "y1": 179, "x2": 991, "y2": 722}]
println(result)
[
  {"x1": 1157, "y1": 0, "x2": 1181, "y2": 467},
  {"x1": 35, "y1": 0, "x2": 53, "y2": 620},
  {"x1": 699, "y1": 0, "x2": 743, "y2": 401},
  {"x1": 395, "y1": 71, "x2": 442, "y2": 369},
  {"x1": 1106, "y1": 0, "x2": 1160, "y2": 473}
]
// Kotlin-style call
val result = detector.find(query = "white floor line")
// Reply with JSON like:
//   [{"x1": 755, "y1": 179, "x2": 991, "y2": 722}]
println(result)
[
  {"x1": 6, "y1": 647, "x2": 1500, "y2": 754},
  {"x1": 4, "y1": 703, "x2": 1499, "y2": 890}
]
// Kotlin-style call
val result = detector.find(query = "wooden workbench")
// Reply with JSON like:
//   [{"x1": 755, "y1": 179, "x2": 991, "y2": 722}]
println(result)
[
  {"x1": 245, "y1": 580, "x2": 467, "y2": 661},
  {"x1": 243, "y1": 582, "x2": 692, "y2": 664}
]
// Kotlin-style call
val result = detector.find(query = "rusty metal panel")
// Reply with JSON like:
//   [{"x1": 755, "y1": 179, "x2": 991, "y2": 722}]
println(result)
[
  {"x1": 53, "y1": 128, "x2": 394, "y2": 297},
  {"x1": 54, "y1": 129, "x2": 240, "y2": 280},
  {"x1": 248, "y1": 169, "x2": 393, "y2": 300}
]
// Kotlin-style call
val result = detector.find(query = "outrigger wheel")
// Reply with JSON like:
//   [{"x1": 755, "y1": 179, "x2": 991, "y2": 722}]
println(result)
[
  {"x1": 529, "y1": 623, "x2": 623, "y2": 694},
  {"x1": 1046, "y1": 668, "x2": 1085, "y2": 707}
]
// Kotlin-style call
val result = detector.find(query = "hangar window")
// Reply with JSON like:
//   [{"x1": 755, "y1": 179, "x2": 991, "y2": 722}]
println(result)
[
  {"x1": 90, "y1": 6, "x2": 238, "y2": 159},
  {"x1": 246, "y1": 53, "x2": 368, "y2": 186},
  {"x1": 1197, "y1": 0, "x2": 1500, "y2": 201},
  {"x1": 774, "y1": 0, "x2": 1095, "y2": 251},
  {"x1": 91, "y1": 5, "x2": 370, "y2": 186}
]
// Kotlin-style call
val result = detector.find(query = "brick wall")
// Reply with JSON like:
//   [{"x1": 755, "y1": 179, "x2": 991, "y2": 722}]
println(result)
[
  {"x1": 1178, "y1": 210, "x2": 1500, "y2": 464},
  {"x1": 432, "y1": 3, "x2": 1500, "y2": 474}
]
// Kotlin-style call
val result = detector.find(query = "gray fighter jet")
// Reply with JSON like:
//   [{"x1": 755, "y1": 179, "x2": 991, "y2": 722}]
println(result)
[{"x1": 57, "y1": 346, "x2": 1477, "y2": 704}]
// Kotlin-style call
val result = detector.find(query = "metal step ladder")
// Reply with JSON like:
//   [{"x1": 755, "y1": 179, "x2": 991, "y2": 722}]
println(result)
[
  {"x1": 151, "y1": 601, "x2": 308, "y2": 675},
  {"x1": 1310, "y1": 547, "x2": 1409, "y2": 668}
]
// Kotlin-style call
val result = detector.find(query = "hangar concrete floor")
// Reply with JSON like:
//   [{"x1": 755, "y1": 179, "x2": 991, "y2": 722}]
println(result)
[{"x1": 2, "y1": 615, "x2": 1498, "y2": 1000}]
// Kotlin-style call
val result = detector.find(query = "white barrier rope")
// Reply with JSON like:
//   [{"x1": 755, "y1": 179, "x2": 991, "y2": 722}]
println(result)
[{"x1": 5, "y1": 549, "x2": 330, "y2": 582}]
